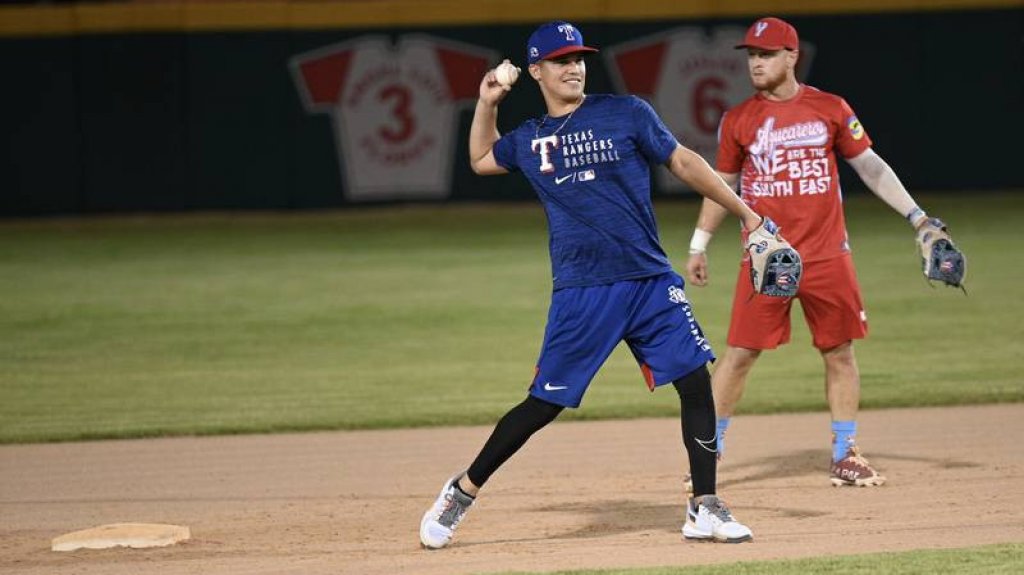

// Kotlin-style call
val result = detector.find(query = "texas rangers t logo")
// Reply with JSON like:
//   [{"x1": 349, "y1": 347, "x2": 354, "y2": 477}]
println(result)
[{"x1": 531, "y1": 136, "x2": 559, "y2": 173}]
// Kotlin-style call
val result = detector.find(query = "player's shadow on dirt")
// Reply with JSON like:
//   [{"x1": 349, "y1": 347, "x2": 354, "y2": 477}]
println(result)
[
  {"x1": 453, "y1": 499, "x2": 682, "y2": 546},
  {"x1": 716, "y1": 447, "x2": 828, "y2": 490},
  {"x1": 530, "y1": 499, "x2": 685, "y2": 540}
]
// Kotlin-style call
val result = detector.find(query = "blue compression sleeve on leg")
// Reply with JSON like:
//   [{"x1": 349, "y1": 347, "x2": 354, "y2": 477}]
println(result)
[
  {"x1": 831, "y1": 420, "x2": 857, "y2": 462},
  {"x1": 716, "y1": 417, "x2": 731, "y2": 457}
]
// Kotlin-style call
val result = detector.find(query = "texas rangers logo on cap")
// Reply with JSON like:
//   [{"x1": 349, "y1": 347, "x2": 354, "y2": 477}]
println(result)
[{"x1": 527, "y1": 20, "x2": 599, "y2": 65}]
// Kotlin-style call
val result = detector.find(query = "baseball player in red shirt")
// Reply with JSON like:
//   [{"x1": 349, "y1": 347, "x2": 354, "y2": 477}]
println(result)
[{"x1": 685, "y1": 17, "x2": 947, "y2": 486}]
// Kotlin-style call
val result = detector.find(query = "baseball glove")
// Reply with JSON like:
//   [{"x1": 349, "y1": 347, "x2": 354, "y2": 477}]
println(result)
[
  {"x1": 746, "y1": 217, "x2": 802, "y2": 298},
  {"x1": 915, "y1": 217, "x2": 966, "y2": 291}
]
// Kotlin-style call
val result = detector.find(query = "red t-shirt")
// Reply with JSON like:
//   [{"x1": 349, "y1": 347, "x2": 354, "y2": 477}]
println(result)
[{"x1": 717, "y1": 85, "x2": 872, "y2": 263}]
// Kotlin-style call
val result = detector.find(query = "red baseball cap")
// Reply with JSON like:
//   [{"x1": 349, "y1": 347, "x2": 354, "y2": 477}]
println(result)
[{"x1": 735, "y1": 17, "x2": 799, "y2": 51}]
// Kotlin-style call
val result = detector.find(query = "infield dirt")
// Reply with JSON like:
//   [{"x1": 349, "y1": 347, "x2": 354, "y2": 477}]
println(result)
[{"x1": 2, "y1": 404, "x2": 1023, "y2": 575}]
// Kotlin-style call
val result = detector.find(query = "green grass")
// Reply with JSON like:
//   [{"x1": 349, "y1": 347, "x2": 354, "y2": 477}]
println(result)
[
  {"x1": 1, "y1": 191, "x2": 1022, "y2": 443},
  {"x1": 492, "y1": 542, "x2": 1024, "y2": 574}
]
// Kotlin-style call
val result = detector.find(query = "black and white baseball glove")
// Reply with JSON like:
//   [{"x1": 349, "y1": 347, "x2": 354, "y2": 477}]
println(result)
[
  {"x1": 746, "y1": 217, "x2": 802, "y2": 298},
  {"x1": 915, "y1": 217, "x2": 966, "y2": 291}
]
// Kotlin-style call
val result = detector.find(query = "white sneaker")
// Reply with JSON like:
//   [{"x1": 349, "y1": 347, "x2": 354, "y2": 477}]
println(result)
[
  {"x1": 419, "y1": 473, "x2": 475, "y2": 549},
  {"x1": 682, "y1": 495, "x2": 752, "y2": 543}
]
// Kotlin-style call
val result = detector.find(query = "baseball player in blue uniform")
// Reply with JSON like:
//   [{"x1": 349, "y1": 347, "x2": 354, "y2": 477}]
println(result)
[{"x1": 420, "y1": 21, "x2": 781, "y2": 548}]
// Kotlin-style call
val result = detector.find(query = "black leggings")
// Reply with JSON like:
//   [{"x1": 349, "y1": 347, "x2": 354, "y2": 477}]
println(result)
[
  {"x1": 674, "y1": 365, "x2": 717, "y2": 496},
  {"x1": 466, "y1": 395, "x2": 563, "y2": 488}
]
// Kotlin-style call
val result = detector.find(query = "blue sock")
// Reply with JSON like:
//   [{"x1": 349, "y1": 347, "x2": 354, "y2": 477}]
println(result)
[
  {"x1": 831, "y1": 420, "x2": 857, "y2": 462},
  {"x1": 716, "y1": 417, "x2": 731, "y2": 457}
]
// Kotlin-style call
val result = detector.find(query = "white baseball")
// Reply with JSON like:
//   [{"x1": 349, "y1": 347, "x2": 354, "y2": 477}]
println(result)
[{"x1": 494, "y1": 61, "x2": 520, "y2": 88}]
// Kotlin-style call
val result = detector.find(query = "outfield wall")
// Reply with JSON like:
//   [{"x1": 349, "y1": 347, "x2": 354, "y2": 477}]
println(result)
[{"x1": 1, "y1": 1, "x2": 1020, "y2": 215}]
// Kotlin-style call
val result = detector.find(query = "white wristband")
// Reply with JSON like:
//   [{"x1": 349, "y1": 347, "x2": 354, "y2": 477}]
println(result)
[
  {"x1": 906, "y1": 207, "x2": 927, "y2": 228},
  {"x1": 689, "y1": 229, "x2": 712, "y2": 255}
]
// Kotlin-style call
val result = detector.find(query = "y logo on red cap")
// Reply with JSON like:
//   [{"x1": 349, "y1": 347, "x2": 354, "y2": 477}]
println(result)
[{"x1": 754, "y1": 21, "x2": 769, "y2": 37}]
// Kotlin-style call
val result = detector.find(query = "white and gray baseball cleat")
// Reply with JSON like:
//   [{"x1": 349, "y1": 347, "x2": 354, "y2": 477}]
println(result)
[
  {"x1": 682, "y1": 494, "x2": 752, "y2": 543},
  {"x1": 420, "y1": 473, "x2": 475, "y2": 549}
]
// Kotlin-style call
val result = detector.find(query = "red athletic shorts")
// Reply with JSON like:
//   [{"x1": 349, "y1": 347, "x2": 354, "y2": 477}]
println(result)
[{"x1": 727, "y1": 253, "x2": 868, "y2": 350}]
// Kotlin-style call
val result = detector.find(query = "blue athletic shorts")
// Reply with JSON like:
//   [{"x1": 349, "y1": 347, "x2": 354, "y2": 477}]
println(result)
[{"x1": 530, "y1": 271, "x2": 715, "y2": 408}]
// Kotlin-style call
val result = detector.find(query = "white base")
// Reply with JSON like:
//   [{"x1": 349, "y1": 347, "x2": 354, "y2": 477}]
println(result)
[{"x1": 51, "y1": 523, "x2": 190, "y2": 552}]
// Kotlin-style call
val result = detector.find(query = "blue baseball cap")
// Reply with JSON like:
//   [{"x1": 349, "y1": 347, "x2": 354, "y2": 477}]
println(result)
[{"x1": 526, "y1": 21, "x2": 599, "y2": 65}]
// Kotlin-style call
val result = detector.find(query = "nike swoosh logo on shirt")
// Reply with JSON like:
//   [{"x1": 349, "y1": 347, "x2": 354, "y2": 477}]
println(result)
[
  {"x1": 543, "y1": 382, "x2": 568, "y2": 391},
  {"x1": 554, "y1": 174, "x2": 573, "y2": 184}
]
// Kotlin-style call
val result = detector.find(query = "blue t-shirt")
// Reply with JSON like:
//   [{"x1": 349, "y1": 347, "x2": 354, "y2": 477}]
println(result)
[{"x1": 493, "y1": 94, "x2": 678, "y2": 290}]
